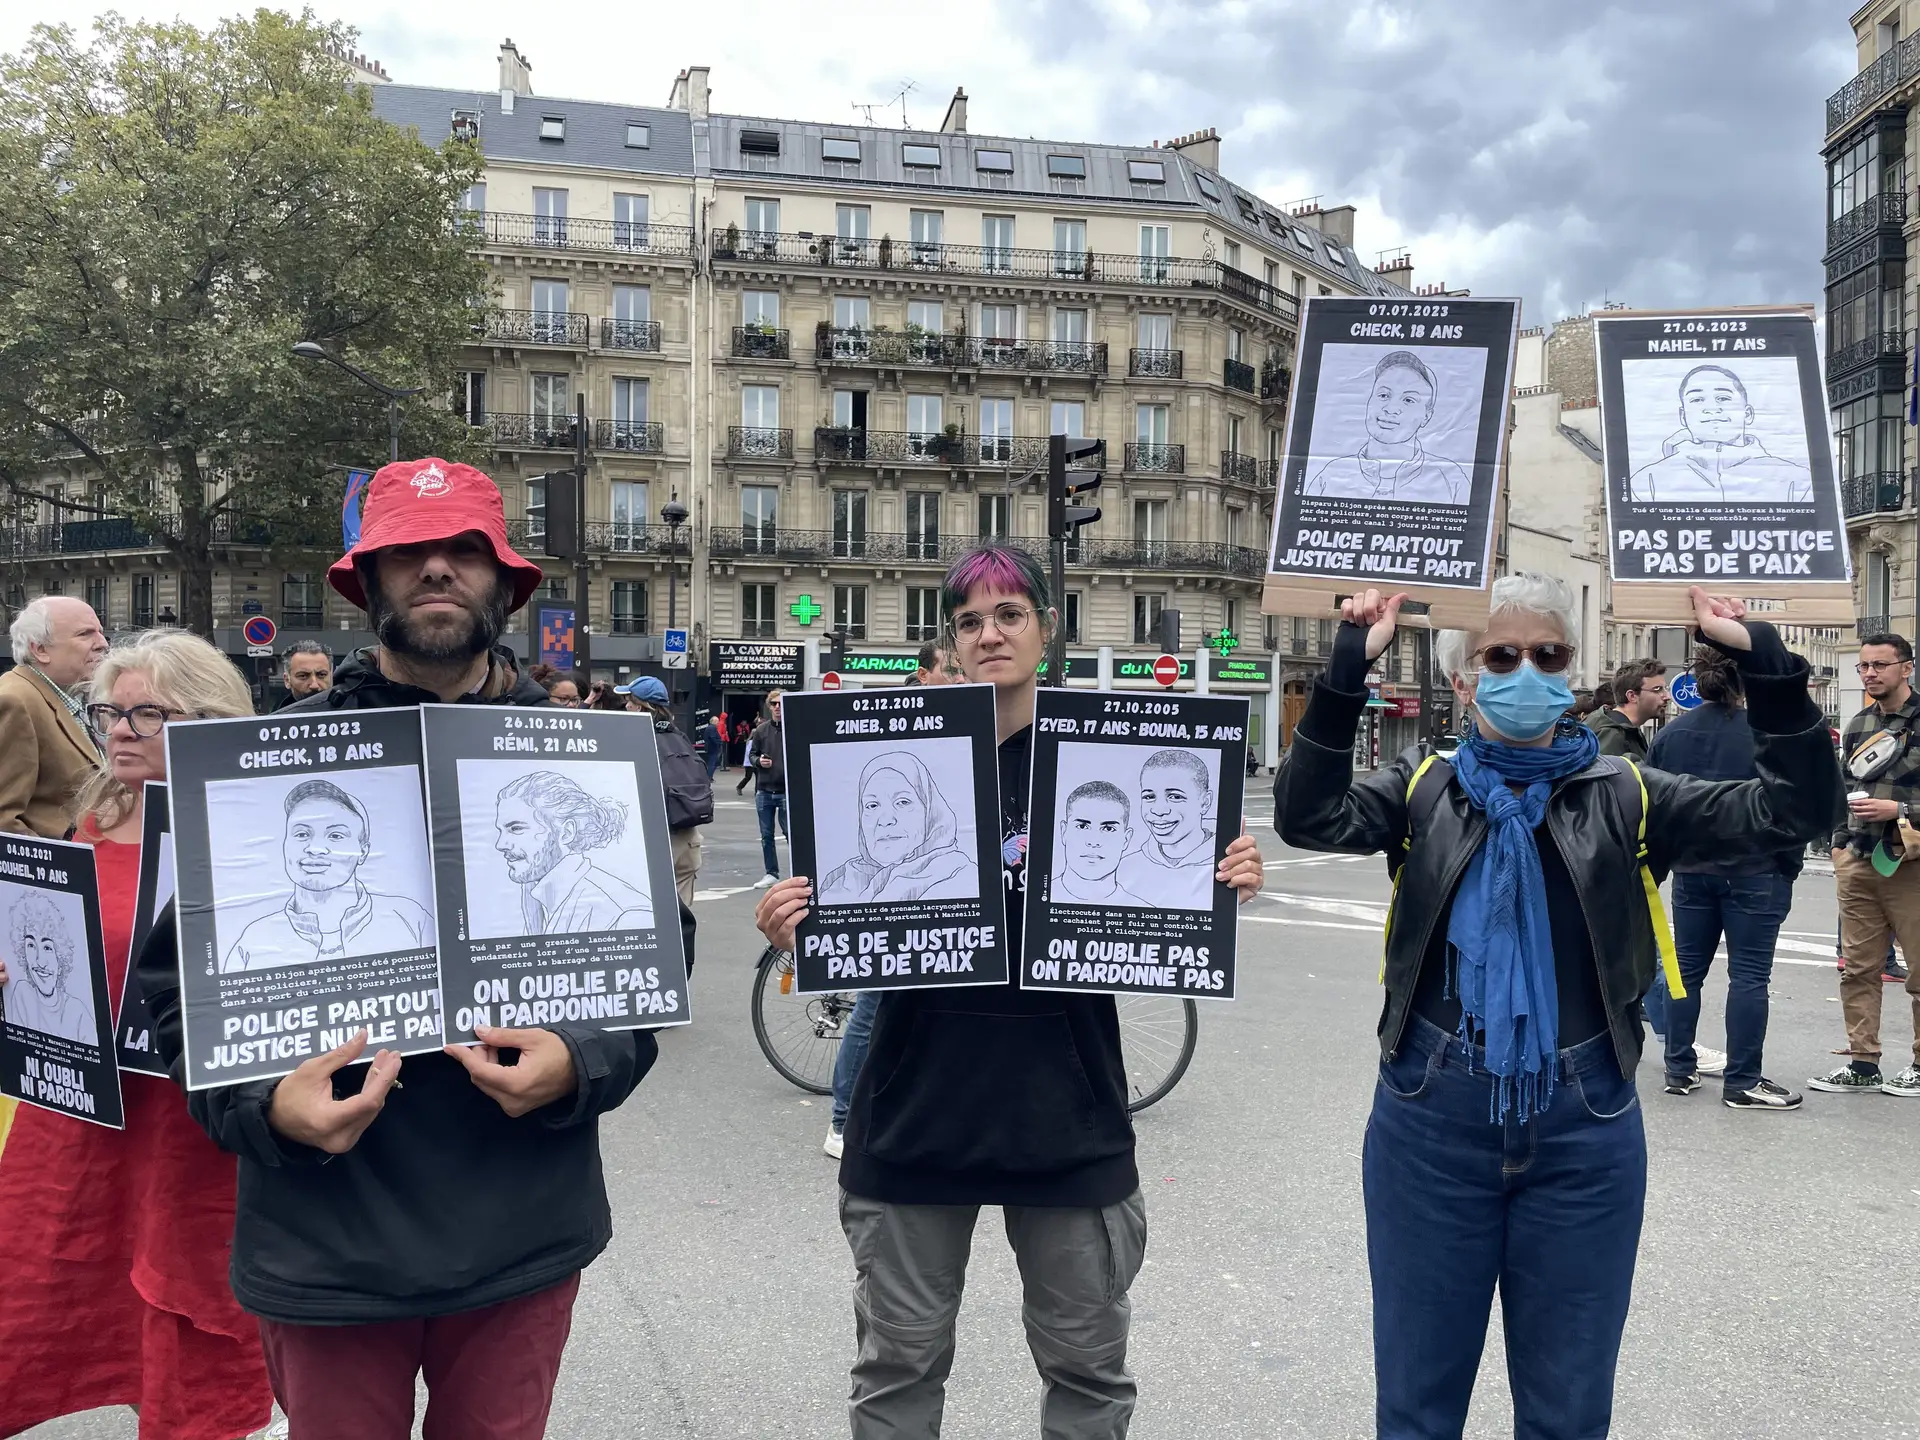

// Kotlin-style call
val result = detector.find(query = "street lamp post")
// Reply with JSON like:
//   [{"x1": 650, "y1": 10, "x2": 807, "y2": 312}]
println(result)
[
  {"x1": 661, "y1": 494, "x2": 690, "y2": 723},
  {"x1": 291, "y1": 342, "x2": 427, "y2": 463}
]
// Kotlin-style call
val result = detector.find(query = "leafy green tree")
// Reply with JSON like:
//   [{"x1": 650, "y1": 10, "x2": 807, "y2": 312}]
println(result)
[{"x1": 0, "y1": 11, "x2": 490, "y2": 635}]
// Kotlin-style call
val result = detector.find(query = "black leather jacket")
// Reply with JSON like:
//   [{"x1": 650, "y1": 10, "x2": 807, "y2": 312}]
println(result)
[{"x1": 1275, "y1": 623, "x2": 1839, "y2": 1075}]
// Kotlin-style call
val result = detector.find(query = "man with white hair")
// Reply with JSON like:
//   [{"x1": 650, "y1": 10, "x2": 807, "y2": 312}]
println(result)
[{"x1": 0, "y1": 596, "x2": 110, "y2": 837}]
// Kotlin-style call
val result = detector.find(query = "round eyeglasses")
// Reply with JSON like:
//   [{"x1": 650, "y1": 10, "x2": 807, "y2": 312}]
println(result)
[
  {"x1": 951, "y1": 603, "x2": 1036, "y2": 642},
  {"x1": 1473, "y1": 642, "x2": 1576, "y2": 676},
  {"x1": 86, "y1": 703, "x2": 187, "y2": 738}
]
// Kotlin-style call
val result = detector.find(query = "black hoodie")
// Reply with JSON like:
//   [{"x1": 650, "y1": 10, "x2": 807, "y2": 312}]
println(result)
[{"x1": 137, "y1": 647, "x2": 685, "y2": 1324}]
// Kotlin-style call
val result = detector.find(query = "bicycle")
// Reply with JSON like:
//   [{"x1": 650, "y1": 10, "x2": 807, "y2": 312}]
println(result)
[{"x1": 750, "y1": 944, "x2": 1199, "y2": 1112}]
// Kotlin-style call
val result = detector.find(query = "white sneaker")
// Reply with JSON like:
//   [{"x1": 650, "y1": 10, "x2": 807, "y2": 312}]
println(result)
[
  {"x1": 753, "y1": 873, "x2": 778, "y2": 889},
  {"x1": 823, "y1": 1125, "x2": 844, "y2": 1159},
  {"x1": 1695, "y1": 1046, "x2": 1727, "y2": 1076}
]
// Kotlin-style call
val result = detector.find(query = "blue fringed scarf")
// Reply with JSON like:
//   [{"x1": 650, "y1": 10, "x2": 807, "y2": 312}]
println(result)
[{"x1": 1445, "y1": 723, "x2": 1600, "y2": 1122}]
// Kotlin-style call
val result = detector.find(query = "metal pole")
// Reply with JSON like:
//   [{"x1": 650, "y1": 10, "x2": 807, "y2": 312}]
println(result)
[
  {"x1": 1417, "y1": 627, "x2": 1436, "y2": 754},
  {"x1": 1046, "y1": 434, "x2": 1066, "y2": 687},
  {"x1": 573, "y1": 393, "x2": 591, "y2": 682},
  {"x1": 387, "y1": 396, "x2": 401, "y2": 464}
]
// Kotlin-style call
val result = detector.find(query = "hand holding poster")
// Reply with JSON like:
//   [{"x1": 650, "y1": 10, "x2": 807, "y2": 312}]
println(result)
[
  {"x1": 1023, "y1": 690, "x2": 1248, "y2": 998},
  {"x1": 114, "y1": 781, "x2": 174, "y2": 1077},
  {"x1": 1264, "y1": 294, "x2": 1521, "y2": 628},
  {"x1": 0, "y1": 833, "x2": 123, "y2": 1126},
  {"x1": 782, "y1": 684, "x2": 1007, "y2": 993},
  {"x1": 166, "y1": 709, "x2": 445, "y2": 1090},
  {"x1": 421, "y1": 705, "x2": 689, "y2": 1041},
  {"x1": 1594, "y1": 306, "x2": 1853, "y2": 622}
]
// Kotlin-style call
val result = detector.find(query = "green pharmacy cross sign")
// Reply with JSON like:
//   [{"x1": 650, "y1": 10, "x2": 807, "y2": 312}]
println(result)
[
  {"x1": 1208, "y1": 627, "x2": 1240, "y2": 658},
  {"x1": 788, "y1": 594, "x2": 823, "y2": 626}
]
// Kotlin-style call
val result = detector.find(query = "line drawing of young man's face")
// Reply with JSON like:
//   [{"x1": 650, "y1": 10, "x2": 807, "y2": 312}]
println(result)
[
  {"x1": 860, "y1": 767, "x2": 929, "y2": 866},
  {"x1": 1365, "y1": 363, "x2": 1435, "y2": 446},
  {"x1": 1060, "y1": 792, "x2": 1131, "y2": 882},
  {"x1": 495, "y1": 796, "x2": 568, "y2": 885},
  {"x1": 18, "y1": 923, "x2": 62, "y2": 998},
  {"x1": 283, "y1": 799, "x2": 369, "y2": 893},
  {"x1": 1677, "y1": 368, "x2": 1751, "y2": 445},
  {"x1": 1139, "y1": 761, "x2": 1210, "y2": 851}
]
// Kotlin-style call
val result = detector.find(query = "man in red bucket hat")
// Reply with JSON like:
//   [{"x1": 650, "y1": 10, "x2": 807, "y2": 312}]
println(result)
[{"x1": 133, "y1": 458, "x2": 690, "y2": 1437}]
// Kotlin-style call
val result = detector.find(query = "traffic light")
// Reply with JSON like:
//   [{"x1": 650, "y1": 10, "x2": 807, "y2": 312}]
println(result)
[
  {"x1": 533, "y1": 470, "x2": 580, "y2": 561},
  {"x1": 1047, "y1": 434, "x2": 1105, "y2": 540},
  {"x1": 1156, "y1": 608, "x2": 1182, "y2": 655},
  {"x1": 821, "y1": 627, "x2": 848, "y2": 676}
]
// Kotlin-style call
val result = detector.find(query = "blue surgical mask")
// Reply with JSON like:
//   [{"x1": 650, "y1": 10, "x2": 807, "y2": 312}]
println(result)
[{"x1": 1471, "y1": 663, "x2": 1575, "y2": 742}]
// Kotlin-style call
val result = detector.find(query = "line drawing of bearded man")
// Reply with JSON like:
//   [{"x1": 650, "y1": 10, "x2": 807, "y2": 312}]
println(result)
[
  {"x1": 0, "y1": 891, "x2": 94, "y2": 1043},
  {"x1": 818, "y1": 751, "x2": 976, "y2": 905},
  {"x1": 1304, "y1": 350, "x2": 1472, "y2": 505},
  {"x1": 492, "y1": 770, "x2": 653, "y2": 936},
  {"x1": 1627, "y1": 363, "x2": 1813, "y2": 504}
]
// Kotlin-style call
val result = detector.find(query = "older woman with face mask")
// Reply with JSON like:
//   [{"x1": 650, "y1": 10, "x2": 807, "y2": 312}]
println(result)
[
  {"x1": 0, "y1": 630, "x2": 274, "y2": 1440},
  {"x1": 1275, "y1": 574, "x2": 1836, "y2": 1440}
]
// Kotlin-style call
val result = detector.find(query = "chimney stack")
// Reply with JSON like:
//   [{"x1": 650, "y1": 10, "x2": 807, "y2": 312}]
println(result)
[
  {"x1": 498, "y1": 39, "x2": 532, "y2": 110},
  {"x1": 1375, "y1": 252, "x2": 1415, "y2": 290},
  {"x1": 1163, "y1": 126, "x2": 1220, "y2": 171},
  {"x1": 940, "y1": 87, "x2": 969, "y2": 134}
]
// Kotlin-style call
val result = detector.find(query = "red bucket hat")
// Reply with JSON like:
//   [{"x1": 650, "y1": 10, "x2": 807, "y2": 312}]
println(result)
[{"x1": 328, "y1": 457, "x2": 545, "y2": 613}]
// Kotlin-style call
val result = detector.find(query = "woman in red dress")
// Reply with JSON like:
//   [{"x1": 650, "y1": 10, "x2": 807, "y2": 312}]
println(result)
[{"x1": 0, "y1": 629, "x2": 274, "y2": 1439}]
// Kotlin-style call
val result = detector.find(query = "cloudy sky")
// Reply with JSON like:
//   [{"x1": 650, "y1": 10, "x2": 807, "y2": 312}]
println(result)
[{"x1": 14, "y1": 0, "x2": 1858, "y2": 327}]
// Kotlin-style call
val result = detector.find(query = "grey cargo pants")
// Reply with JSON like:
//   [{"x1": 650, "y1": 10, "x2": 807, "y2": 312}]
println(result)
[{"x1": 838, "y1": 1188, "x2": 1148, "y2": 1439}]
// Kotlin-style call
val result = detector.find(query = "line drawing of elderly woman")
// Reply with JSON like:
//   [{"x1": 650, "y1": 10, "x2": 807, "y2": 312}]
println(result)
[
  {"x1": 0, "y1": 891, "x2": 96, "y2": 1043},
  {"x1": 818, "y1": 751, "x2": 978, "y2": 905}
]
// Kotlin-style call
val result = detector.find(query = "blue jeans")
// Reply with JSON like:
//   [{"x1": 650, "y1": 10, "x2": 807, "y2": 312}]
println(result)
[
  {"x1": 1640, "y1": 973, "x2": 1668, "y2": 1039},
  {"x1": 1364, "y1": 1014, "x2": 1647, "y2": 1440},
  {"x1": 1666, "y1": 870, "x2": 1791, "y2": 1094},
  {"x1": 830, "y1": 990, "x2": 881, "y2": 1129},
  {"x1": 705, "y1": 742, "x2": 724, "y2": 781},
  {"x1": 755, "y1": 788, "x2": 789, "y2": 877}
]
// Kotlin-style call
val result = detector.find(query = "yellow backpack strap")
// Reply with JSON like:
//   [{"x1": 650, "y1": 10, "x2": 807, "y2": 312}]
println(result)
[
  {"x1": 1383, "y1": 754, "x2": 1447, "y2": 980},
  {"x1": 1621, "y1": 757, "x2": 1686, "y2": 1002}
]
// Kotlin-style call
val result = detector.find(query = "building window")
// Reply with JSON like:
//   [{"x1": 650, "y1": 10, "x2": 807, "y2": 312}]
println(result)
[
  {"x1": 1136, "y1": 403, "x2": 1170, "y2": 446},
  {"x1": 834, "y1": 584, "x2": 868, "y2": 640},
  {"x1": 460, "y1": 181, "x2": 486, "y2": 215},
  {"x1": 833, "y1": 489, "x2": 868, "y2": 558},
  {"x1": 612, "y1": 284, "x2": 652, "y2": 346},
  {"x1": 833, "y1": 295, "x2": 871, "y2": 332},
  {"x1": 1194, "y1": 172, "x2": 1221, "y2": 201},
  {"x1": 909, "y1": 209, "x2": 944, "y2": 264},
  {"x1": 906, "y1": 393, "x2": 943, "y2": 452},
  {"x1": 822, "y1": 136, "x2": 862, "y2": 162},
  {"x1": 85, "y1": 577, "x2": 106, "y2": 614},
  {"x1": 739, "y1": 129, "x2": 781, "y2": 157},
  {"x1": 1051, "y1": 400, "x2": 1086, "y2": 437},
  {"x1": 1053, "y1": 308, "x2": 1087, "y2": 347},
  {"x1": 907, "y1": 587, "x2": 942, "y2": 641},
  {"x1": 282, "y1": 572, "x2": 323, "y2": 628},
  {"x1": 1830, "y1": 130, "x2": 1881, "y2": 221},
  {"x1": 1064, "y1": 592, "x2": 1082, "y2": 644},
  {"x1": 1264, "y1": 260, "x2": 1279, "y2": 292},
  {"x1": 610, "y1": 581, "x2": 648, "y2": 635},
  {"x1": 131, "y1": 574, "x2": 154, "y2": 629},
  {"x1": 1133, "y1": 593, "x2": 1165, "y2": 645},
  {"x1": 539, "y1": 115, "x2": 565, "y2": 142},
  {"x1": 1228, "y1": 327, "x2": 1245, "y2": 362},
  {"x1": 982, "y1": 214, "x2": 1014, "y2": 272},
  {"x1": 1224, "y1": 240, "x2": 1241, "y2": 271},
  {"x1": 530, "y1": 278, "x2": 569, "y2": 343},
  {"x1": 611, "y1": 481, "x2": 647, "y2": 551},
  {"x1": 1139, "y1": 224, "x2": 1170, "y2": 280},
  {"x1": 975, "y1": 149, "x2": 1014, "y2": 173},
  {"x1": 1053, "y1": 219, "x2": 1087, "y2": 276},
  {"x1": 530, "y1": 372, "x2": 569, "y2": 432},
  {"x1": 1134, "y1": 499, "x2": 1168, "y2": 559},
  {"x1": 902, "y1": 143, "x2": 942, "y2": 169},
  {"x1": 459, "y1": 371, "x2": 486, "y2": 425},
  {"x1": 836, "y1": 204, "x2": 870, "y2": 241},
  {"x1": 1138, "y1": 313, "x2": 1172, "y2": 351},
  {"x1": 533, "y1": 186, "x2": 567, "y2": 245},
  {"x1": 978, "y1": 493, "x2": 1010, "y2": 540},
  {"x1": 908, "y1": 299, "x2": 944, "y2": 334},
  {"x1": 741, "y1": 485, "x2": 778, "y2": 553},
  {"x1": 742, "y1": 583, "x2": 777, "y2": 638},
  {"x1": 612, "y1": 378, "x2": 650, "y2": 447},
  {"x1": 526, "y1": 477, "x2": 546, "y2": 546},
  {"x1": 40, "y1": 580, "x2": 62, "y2": 596},
  {"x1": 1128, "y1": 159, "x2": 1165, "y2": 184},
  {"x1": 906, "y1": 491, "x2": 940, "y2": 560},
  {"x1": 741, "y1": 385, "x2": 780, "y2": 429},
  {"x1": 1226, "y1": 506, "x2": 1243, "y2": 550},
  {"x1": 613, "y1": 192, "x2": 649, "y2": 250},
  {"x1": 1225, "y1": 598, "x2": 1241, "y2": 638},
  {"x1": 745, "y1": 197, "x2": 780, "y2": 239},
  {"x1": 979, "y1": 398, "x2": 1013, "y2": 461},
  {"x1": 1836, "y1": 392, "x2": 1905, "y2": 479},
  {"x1": 1047, "y1": 154, "x2": 1087, "y2": 179},
  {"x1": 1867, "y1": 551, "x2": 1893, "y2": 618},
  {"x1": 742, "y1": 290, "x2": 779, "y2": 327},
  {"x1": 625, "y1": 122, "x2": 650, "y2": 148}
]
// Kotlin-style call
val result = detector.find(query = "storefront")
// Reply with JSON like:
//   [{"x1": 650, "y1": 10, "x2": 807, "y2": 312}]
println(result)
[{"x1": 707, "y1": 641, "x2": 806, "y2": 762}]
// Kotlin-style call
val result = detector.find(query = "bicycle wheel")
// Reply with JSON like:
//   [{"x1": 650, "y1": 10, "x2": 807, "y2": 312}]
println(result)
[
  {"x1": 750, "y1": 944, "x2": 852, "y2": 1095},
  {"x1": 1119, "y1": 995, "x2": 1198, "y2": 1112}
]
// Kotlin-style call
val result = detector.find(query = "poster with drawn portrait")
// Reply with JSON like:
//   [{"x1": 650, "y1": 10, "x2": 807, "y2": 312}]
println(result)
[
  {"x1": 0, "y1": 833, "x2": 123, "y2": 1126},
  {"x1": 1265, "y1": 295, "x2": 1519, "y2": 624},
  {"x1": 166, "y1": 710, "x2": 445, "y2": 1091},
  {"x1": 421, "y1": 705, "x2": 688, "y2": 1043},
  {"x1": 783, "y1": 684, "x2": 1007, "y2": 994},
  {"x1": 115, "y1": 782, "x2": 173, "y2": 1077},
  {"x1": 1022, "y1": 690, "x2": 1248, "y2": 999},
  {"x1": 1594, "y1": 307, "x2": 1851, "y2": 615}
]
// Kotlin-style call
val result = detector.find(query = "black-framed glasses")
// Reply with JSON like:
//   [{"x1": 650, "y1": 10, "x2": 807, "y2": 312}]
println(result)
[
  {"x1": 86, "y1": 703, "x2": 187, "y2": 738},
  {"x1": 951, "y1": 603, "x2": 1035, "y2": 641},
  {"x1": 1858, "y1": 659, "x2": 1909, "y2": 673},
  {"x1": 1475, "y1": 642, "x2": 1576, "y2": 676}
]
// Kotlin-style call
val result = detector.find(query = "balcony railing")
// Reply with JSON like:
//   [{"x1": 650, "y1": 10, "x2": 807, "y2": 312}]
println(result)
[
  {"x1": 732, "y1": 326, "x2": 791, "y2": 360},
  {"x1": 1258, "y1": 460, "x2": 1282, "y2": 489},
  {"x1": 728, "y1": 426, "x2": 793, "y2": 459},
  {"x1": 1073, "y1": 539, "x2": 1267, "y2": 578},
  {"x1": 1828, "y1": 189, "x2": 1910, "y2": 253},
  {"x1": 592, "y1": 419, "x2": 665, "y2": 454},
  {"x1": 1827, "y1": 32, "x2": 1920, "y2": 135},
  {"x1": 502, "y1": 519, "x2": 691, "y2": 556},
  {"x1": 1843, "y1": 470, "x2": 1907, "y2": 517},
  {"x1": 710, "y1": 230, "x2": 1301, "y2": 324},
  {"x1": 1125, "y1": 442, "x2": 1185, "y2": 473},
  {"x1": 1260, "y1": 363, "x2": 1292, "y2": 401},
  {"x1": 600, "y1": 318, "x2": 662, "y2": 352},
  {"x1": 1858, "y1": 612, "x2": 1892, "y2": 637},
  {"x1": 1221, "y1": 451, "x2": 1259, "y2": 485},
  {"x1": 1130, "y1": 348, "x2": 1184, "y2": 379},
  {"x1": 1223, "y1": 357, "x2": 1256, "y2": 394},
  {"x1": 703, "y1": 529, "x2": 1257, "y2": 574},
  {"x1": 281, "y1": 607, "x2": 324, "y2": 629},
  {"x1": 463, "y1": 211, "x2": 696, "y2": 257},
  {"x1": 3, "y1": 511, "x2": 338, "y2": 559},
  {"x1": 491, "y1": 413, "x2": 582, "y2": 449},
  {"x1": 813, "y1": 326, "x2": 1107, "y2": 375},
  {"x1": 485, "y1": 309, "x2": 589, "y2": 346},
  {"x1": 1828, "y1": 329, "x2": 1904, "y2": 377}
]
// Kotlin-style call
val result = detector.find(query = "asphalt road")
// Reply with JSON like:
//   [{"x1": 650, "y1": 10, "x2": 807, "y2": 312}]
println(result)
[{"x1": 28, "y1": 772, "x2": 1920, "y2": 1439}]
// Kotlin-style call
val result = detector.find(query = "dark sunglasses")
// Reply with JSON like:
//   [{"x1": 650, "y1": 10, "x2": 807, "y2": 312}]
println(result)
[{"x1": 1475, "y1": 642, "x2": 1576, "y2": 676}]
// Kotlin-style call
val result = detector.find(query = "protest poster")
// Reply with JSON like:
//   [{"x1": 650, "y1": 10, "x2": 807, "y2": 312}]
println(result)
[
  {"x1": 165, "y1": 709, "x2": 444, "y2": 1091},
  {"x1": 421, "y1": 705, "x2": 689, "y2": 1041},
  {"x1": 1022, "y1": 689, "x2": 1248, "y2": 999},
  {"x1": 114, "y1": 781, "x2": 174, "y2": 1077},
  {"x1": 1593, "y1": 306, "x2": 1854, "y2": 623},
  {"x1": 1264, "y1": 294, "x2": 1520, "y2": 629},
  {"x1": 782, "y1": 683, "x2": 1007, "y2": 993},
  {"x1": 0, "y1": 833, "x2": 124, "y2": 1127}
]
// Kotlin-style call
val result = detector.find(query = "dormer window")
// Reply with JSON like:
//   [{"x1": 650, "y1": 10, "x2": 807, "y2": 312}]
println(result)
[
  {"x1": 975, "y1": 148, "x2": 1014, "y2": 173},
  {"x1": 625, "y1": 122, "x2": 650, "y2": 149},
  {"x1": 1046, "y1": 154, "x2": 1087, "y2": 179},
  {"x1": 903, "y1": 143, "x2": 942, "y2": 169},
  {"x1": 1128, "y1": 160, "x2": 1165, "y2": 184},
  {"x1": 822, "y1": 136, "x2": 861, "y2": 162},
  {"x1": 740, "y1": 129, "x2": 781, "y2": 156},
  {"x1": 1194, "y1": 172, "x2": 1222, "y2": 201},
  {"x1": 539, "y1": 115, "x2": 564, "y2": 142}
]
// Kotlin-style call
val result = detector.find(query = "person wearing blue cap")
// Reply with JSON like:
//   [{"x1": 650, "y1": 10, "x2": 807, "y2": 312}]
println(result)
[{"x1": 619, "y1": 676, "x2": 713, "y2": 904}]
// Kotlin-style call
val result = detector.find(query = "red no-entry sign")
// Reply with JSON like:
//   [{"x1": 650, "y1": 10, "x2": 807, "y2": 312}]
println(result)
[
  {"x1": 1152, "y1": 654, "x2": 1180, "y2": 687},
  {"x1": 821, "y1": 671, "x2": 842, "y2": 692}
]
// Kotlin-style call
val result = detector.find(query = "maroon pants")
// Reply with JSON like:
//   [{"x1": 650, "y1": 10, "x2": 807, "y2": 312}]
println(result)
[{"x1": 257, "y1": 1273, "x2": 581, "y2": 1440}]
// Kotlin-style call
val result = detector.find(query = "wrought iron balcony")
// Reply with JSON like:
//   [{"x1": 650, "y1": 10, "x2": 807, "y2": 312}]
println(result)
[
  {"x1": 1223, "y1": 357, "x2": 1256, "y2": 394},
  {"x1": 1827, "y1": 329, "x2": 1904, "y2": 377},
  {"x1": 501, "y1": 519, "x2": 691, "y2": 556},
  {"x1": 728, "y1": 426, "x2": 793, "y2": 459},
  {"x1": 709, "y1": 230, "x2": 1302, "y2": 325},
  {"x1": 1843, "y1": 470, "x2": 1907, "y2": 517},
  {"x1": 813, "y1": 327, "x2": 1108, "y2": 376},
  {"x1": 1130, "y1": 348, "x2": 1183, "y2": 379},
  {"x1": 3, "y1": 511, "x2": 339, "y2": 559},
  {"x1": 1125, "y1": 442, "x2": 1185, "y2": 473},
  {"x1": 1858, "y1": 612, "x2": 1892, "y2": 637},
  {"x1": 1260, "y1": 362, "x2": 1292, "y2": 401},
  {"x1": 492, "y1": 413, "x2": 582, "y2": 450},
  {"x1": 1827, "y1": 189, "x2": 1910, "y2": 253},
  {"x1": 592, "y1": 419, "x2": 665, "y2": 454},
  {"x1": 462, "y1": 211, "x2": 696, "y2": 258},
  {"x1": 812, "y1": 428, "x2": 1050, "y2": 469},
  {"x1": 710, "y1": 527, "x2": 1053, "y2": 566},
  {"x1": 1827, "y1": 32, "x2": 1920, "y2": 135},
  {"x1": 1257, "y1": 460, "x2": 1282, "y2": 489},
  {"x1": 1071, "y1": 539, "x2": 1267, "y2": 577},
  {"x1": 732, "y1": 326, "x2": 791, "y2": 360},
  {"x1": 282, "y1": 607, "x2": 324, "y2": 629},
  {"x1": 485, "y1": 309, "x2": 589, "y2": 346},
  {"x1": 600, "y1": 318, "x2": 662, "y2": 352},
  {"x1": 1221, "y1": 451, "x2": 1259, "y2": 485}
]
